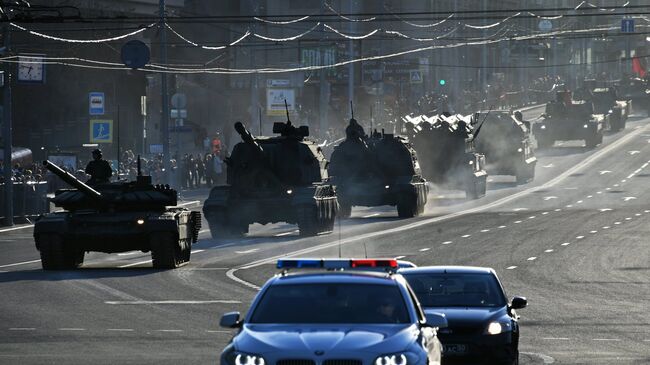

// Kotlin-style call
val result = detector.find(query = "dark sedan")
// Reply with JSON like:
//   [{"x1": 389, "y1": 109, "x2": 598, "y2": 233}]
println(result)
[{"x1": 400, "y1": 266, "x2": 527, "y2": 365}]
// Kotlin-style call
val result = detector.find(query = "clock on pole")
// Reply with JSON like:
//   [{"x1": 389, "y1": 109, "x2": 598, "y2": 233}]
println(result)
[{"x1": 17, "y1": 54, "x2": 45, "y2": 83}]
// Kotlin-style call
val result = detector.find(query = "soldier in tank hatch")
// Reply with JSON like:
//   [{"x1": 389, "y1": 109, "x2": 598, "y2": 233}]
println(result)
[{"x1": 85, "y1": 149, "x2": 112, "y2": 185}]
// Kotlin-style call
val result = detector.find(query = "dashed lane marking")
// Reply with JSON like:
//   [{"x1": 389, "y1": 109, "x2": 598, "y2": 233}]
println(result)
[
  {"x1": 576, "y1": 236, "x2": 585, "y2": 239},
  {"x1": 9, "y1": 328, "x2": 35, "y2": 331},
  {"x1": 597, "y1": 191, "x2": 603, "y2": 194},
  {"x1": 513, "y1": 208, "x2": 528, "y2": 212},
  {"x1": 104, "y1": 300, "x2": 241, "y2": 305},
  {"x1": 155, "y1": 330, "x2": 183, "y2": 333},
  {"x1": 234, "y1": 249, "x2": 259, "y2": 254},
  {"x1": 59, "y1": 328, "x2": 85, "y2": 331},
  {"x1": 206, "y1": 330, "x2": 232, "y2": 334},
  {"x1": 543, "y1": 196, "x2": 557, "y2": 201},
  {"x1": 614, "y1": 222, "x2": 622, "y2": 225},
  {"x1": 625, "y1": 217, "x2": 632, "y2": 220},
  {"x1": 593, "y1": 338, "x2": 621, "y2": 341},
  {"x1": 586, "y1": 195, "x2": 593, "y2": 198},
  {"x1": 514, "y1": 221, "x2": 522, "y2": 224},
  {"x1": 0, "y1": 259, "x2": 41, "y2": 268},
  {"x1": 561, "y1": 242, "x2": 571, "y2": 246},
  {"x1": 599, "y1": 208, "x2": 613, "y2": 212},
  {"x1": 0, "y1": 224, "x2": 34, "y2": 233},
  {"x1": 107, "y1": 329, "x2": 134, "y2": 332},
  {"x1": 623, "y1": 197, "x2": 637, "y2": 202},
  {"x1": 590, "y1": 230, "x2": 598, "y2": 234},
  {"x1": 419, "y1": 248, "x2": 431, "y2": 252},
  {"x1": 566, "y1": 205, "x2": 573, "y2": 208},
  {"x1": 527, "y1": 257, "x2": 537, "y2": 261},
  {"x1": 599, "y1": 170, "x2": 612, "y2": 175},
  {"x1": 480, "y1": 229, "x2": 490, "y2": 232},
  {"x1": 635, "y1": 213, "x2": 642, "y2": 216},
  {"x1": 118, "y1": 260, "x2": 152, "y2": 268},
  {"x1": 542, "y1": 212, "x2": 549, "y2": 215},
  {"x1": 603, "y1": 226, "x2": 610, "y2": 229},
  {"x1": 442, "y1": 241, "x2": 452, "y2": 245},
  {"x1": 528, "y1": 216, "x2": 536, "y2": 219},
  {"x1": 498, "y1": 225, "x2": 507, "y2": 229},
  {"x1": 542, "y1": 337, "x2": 570, "y2": 340},
  {"x1": 506, "y1": 266, "x2": 517, "y2": 270},
  {"x1": 225, "y1": 122, "x2": 650, "y2": 290},
  {"x1": 461, "y1": 234, "x2": 471, "y2": 238},
  {"x1": 544, "y1": 249, "x2": 554, "y2": 253},
  {"x1": 395, "y1": 255, "x2": 406, "y2": 259}
]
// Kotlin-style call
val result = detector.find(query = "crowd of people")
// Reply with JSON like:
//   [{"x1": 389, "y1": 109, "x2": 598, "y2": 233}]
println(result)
[{"x1": 0, "y1": 161, "x2": 47, "y2": 184}]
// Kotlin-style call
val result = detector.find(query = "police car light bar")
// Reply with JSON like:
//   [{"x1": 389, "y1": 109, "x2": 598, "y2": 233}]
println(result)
[{"x1": 276, "y1": 258, "x2": 399, "y2": 270}]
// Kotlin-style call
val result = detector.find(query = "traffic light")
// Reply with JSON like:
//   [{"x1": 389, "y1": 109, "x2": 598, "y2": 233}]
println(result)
[{"x1": 439, "y1": 79, "x2": 446, "y2": 86}]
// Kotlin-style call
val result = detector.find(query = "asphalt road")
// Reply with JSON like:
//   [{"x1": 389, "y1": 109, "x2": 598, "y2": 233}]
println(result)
[{"x1": 1, "y1": 107, "x2": 649, "y2": 364}]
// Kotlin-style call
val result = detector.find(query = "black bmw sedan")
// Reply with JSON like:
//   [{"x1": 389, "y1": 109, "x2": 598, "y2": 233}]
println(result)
[{"x1": 400, "y1": 266, "x2": 527, "y2": 365}]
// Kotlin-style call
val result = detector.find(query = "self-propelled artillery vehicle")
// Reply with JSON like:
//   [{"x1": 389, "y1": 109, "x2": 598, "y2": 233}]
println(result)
[
  {"x1": 405, "y1": 113, "x2": 488, "y2": 199},
  {"x1": 586, "y1": 87, "x2": 630, "y2": 132},
  {"x1": 34, "y1": 160, "x2": 201, "y2": 270},
  {"x1": 533, "y1": 91, "x2": 605, "y2": 148},
  {"x1": 329, "y1": 119, "x2": 428, "y2": 218},
  {"x1": 617, "y1": 76, "x2": 650, "y2": 116},
  {"x1": 203, "y1": 120, "x2": 338, "y2": 238},
  {"x1": 472, "y1": 110, "x2": 537, "y2": 184}
]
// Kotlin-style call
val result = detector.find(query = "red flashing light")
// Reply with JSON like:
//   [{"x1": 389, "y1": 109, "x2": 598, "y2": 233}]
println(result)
[{"x1": 350, "y1": 259, "x2": 398, "y2": 268}]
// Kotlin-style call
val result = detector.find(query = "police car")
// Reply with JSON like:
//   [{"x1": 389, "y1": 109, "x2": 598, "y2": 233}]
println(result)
[
  {"x1": 399, "y1": 266, "x2": 527, "y2": 365},
  {"x1": 219, "y1": 259, "x2": 447, "y2": 365}
]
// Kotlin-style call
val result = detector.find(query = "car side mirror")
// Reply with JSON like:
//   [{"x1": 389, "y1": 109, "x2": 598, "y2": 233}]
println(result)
[
  {"x1": 424, "y1": 311, "x2": 448, "y2": 329},
  {"x1": 510, "y1": 296, "x2": 527, "y2": 310},
  {"x1": 220, "y1": 311, "x2": 242, "y2": 328}
]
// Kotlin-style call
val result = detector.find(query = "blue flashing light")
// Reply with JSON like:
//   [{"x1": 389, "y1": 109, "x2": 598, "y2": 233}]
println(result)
[{"x1": 277, "y1": 259, "x2": 322, "y2": 269}]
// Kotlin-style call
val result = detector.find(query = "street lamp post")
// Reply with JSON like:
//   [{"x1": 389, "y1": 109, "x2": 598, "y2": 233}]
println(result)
[{"x1": 2, "y1": 23, "x2": 13, "y2": 226}]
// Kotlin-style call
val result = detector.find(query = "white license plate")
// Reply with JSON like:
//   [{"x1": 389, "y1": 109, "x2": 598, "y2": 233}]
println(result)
[{"x1": 443, "y1": 344, "x2": 468, "y2": 354}]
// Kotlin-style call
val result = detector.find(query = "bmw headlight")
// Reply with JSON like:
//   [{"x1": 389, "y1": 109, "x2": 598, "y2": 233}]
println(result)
[
  {"x1": 235, "y1": 353, "x2": 266, "y2": 365},
  {"x1": 375, "y1": 354, "x2": 408, "y2": 365},
  {"x1": 486, "y1": 321, "x2": 512, "y2": 335}
]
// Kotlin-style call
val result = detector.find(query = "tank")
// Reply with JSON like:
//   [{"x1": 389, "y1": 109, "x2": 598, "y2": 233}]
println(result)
[
  {"x1": 578, "y1": 87, "x2": 630, "y2": 132},
  {"x1": 329, "y1": 120, "x2": 428, "y2": 218},
  {"x1": 533, "y1": 91, "x2": 606, "y2": 149},
  {"x1": 33, "y1": 160, "x2": 202, "y2": 270},
  {"x1": 472, "y1": 111, "x2": 537, "y2": 184},
  {"x1": 203, "y1": 121, "x2": 338, "y2": 238},
  {"x1": 405, "y1": 113, "x2": 488, "y2": 199}
]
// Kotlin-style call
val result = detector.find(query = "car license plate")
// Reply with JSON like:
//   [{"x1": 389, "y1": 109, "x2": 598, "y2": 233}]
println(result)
[{"x1": 443, "y1": 344, "x2": 467, "y2": 354}]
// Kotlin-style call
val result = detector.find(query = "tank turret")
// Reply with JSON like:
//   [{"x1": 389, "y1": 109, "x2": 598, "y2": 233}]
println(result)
[{"x1": 44, "y1": 160, "x2": 177, "y2": 212}]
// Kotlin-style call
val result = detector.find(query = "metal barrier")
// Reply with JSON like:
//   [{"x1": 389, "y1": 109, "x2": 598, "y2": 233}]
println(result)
[{"x1": 0, "y1": 181, "x2": 49, "y2": 223}]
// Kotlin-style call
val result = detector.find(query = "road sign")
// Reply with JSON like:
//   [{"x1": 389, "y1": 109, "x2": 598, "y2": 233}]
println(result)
[
  {"x1": 171, "y1": 93, "x2": 187, "y2": 109},
  {"x1": 121, "y1": 40, "x2": 150, "y2": 69},
  {"x1": 267, "y1": 79, "x2": 291, "y2": 87},
  {"x1": 89, "y1": 119, "x2": 113, "y2": 143},
  {"x1": 267, "y1": 89, "x2": 295, "y2": 116},
  {"x1": 89, "y1": 92, "x2": 105, "y2": 115},
  {"x1": 410, "y1": 70, "x2": 423, "y2": 84},
  {"x1": 538, "y1": 19, "x2": 553, "y2": 32},
  {"x1": 622, "y1": 18, "x2": 635, "y2": 33},
  {"x1": 170, "y1": 109, "x2": 187, "y2": 119}
]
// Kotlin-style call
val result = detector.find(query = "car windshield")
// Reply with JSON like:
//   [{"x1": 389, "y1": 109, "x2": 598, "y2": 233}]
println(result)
[
  {"x1": 250, "y1": 283, "x2": 411, "y2": 324},
  {"x1": 403, "y1": 273, "x2": 507, "y2": 308}
]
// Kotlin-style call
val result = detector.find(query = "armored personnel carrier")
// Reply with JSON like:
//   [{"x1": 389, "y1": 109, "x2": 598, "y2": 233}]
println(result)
[
  {"x1": 203, "y1": 121, "x2": 338, "y2": 238},
  {"x1": 406, "y1": 113, "x2": 488, "y2": 199},
  {"x1": 588, "y1": 88, "x2": 630, "y2": 132},
  {"x1": 533, "y1": 91, "x2": 605, "y2": 148},
  {"x1": 329, "y1": 119, "x2": 428, "y2": 218},
  {"x1": 34, "y1": 160, "x2": 201, "y2": 270},
  {"x1": 472, "y1": 111, "x2": 537, "y2": 184},
  {"x1": 617, "y1": 77, "x2": 649, "y2": 116}
]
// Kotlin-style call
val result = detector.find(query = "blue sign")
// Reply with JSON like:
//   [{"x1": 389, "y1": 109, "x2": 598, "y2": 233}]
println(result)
[
  {"x1": 89, "y1": 92, "x2": 105, "y2": 115},
  {"x1": 622, "y1": 18, "x2": 635, "y2": 33},
  {"x1": 89, "y1": 120, "x2": 113, "y2": 143}
]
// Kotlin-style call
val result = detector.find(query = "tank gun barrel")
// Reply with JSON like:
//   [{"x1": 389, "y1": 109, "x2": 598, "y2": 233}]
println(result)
[
  {"x1": 234, "y1": 122, "x2": 264, "y2": 155},
  {"x1": 42, "y1": 160, "x2": 103, "y2": 200}
]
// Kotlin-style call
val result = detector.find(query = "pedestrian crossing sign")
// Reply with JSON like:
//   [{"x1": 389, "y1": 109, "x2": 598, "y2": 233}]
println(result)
[
  {"x1": 89, "y1": 119, "x2": 113, "y2": 143},
  {"x1": 410, "y1": 70, "x2": 423, "y2": 84}
]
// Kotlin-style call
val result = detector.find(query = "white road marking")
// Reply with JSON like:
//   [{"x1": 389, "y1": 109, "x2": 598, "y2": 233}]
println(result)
[
  {"x1": 461, "y1": 234, "x2": 471, "y2": 238},
  {"x1": 599, "y1": 208, "x2": 613, "y2": 212},
  {"x1": 541, "y1": 337, "x2": 569, "y2": 340},
  {"x1": 628, "y1": 150, "x2": 640, "y2": 155},
  {"x1": 602, "y1": 226, "x2": 610, "y2": 229},
  {"x1": 576, "y1": 200, "x2": 583, "y2": 204},
  {"x1": 156, "y1": 330, "x2": 183, "y2": 333},
  {"x1": 498, "y1": 225, "x2": 507, "y2": 229},
  {"x1": 620, "y1": 180, "x2": 627, "y2": 183},
  {"x1": 590, "y1": 231, "x2": 598, "y2": 234},
  {"x1": 544, "y1": 249, "x2": 554, "y2": 253},
  {"x1": 275, "y1": 230, "x2": 298, "y2": 237},
  {"x1": 419, "y1": 248, "x2": 431, "y2": 252},
  {"x1": 395, "y1": 255, "x2": 406, "y2": 259},
  {"x1": 527, "y1": 257, "x2": 537, "y2": 261},
  {"x1": 514, "y1": 221, "x2": 522, "y2": 224},
  {"x1": 118, "y1": 260, "x2": 152, "y2": 268},
  {"x1": 362, "y1": 213, "x2": 381, "y2": 218},
  {"x1": 9, "y1": 328, "x2": 35, "y2": 331},
  {"x1": 117, "y1": 252, "x2": 139, "y2": 256},
  {"x1": 186, "y1": 268, "x2": 229, "y2": 271},
  {"x1": 506, "y1": 266, "x2": 517, "y2": 270},
  {"x1": 561, "y1": 242, "x2": 571, "y2": 246},
  {"x1": 625, "y1": 217, "x2": 632, "y2": 220},
  {"x1": 513, "y1": 208, "x2": 528, "y2": 212},
  {"x1": 480, "y1": 229, "x2": 490, "y2": 232},
  {"x1": 554, "y1": 209, "x2": 562, "y2": 212},
  {"x1": 542, "y1": 212, "x2": 549, "y2": 215},
  {"x1": 599, "y1": 170, "x2": 612, "y2": 175},
  {"x1": 596, "y1": 191, "x2": 603, "y2": 194},
  {"x1": 613, "y1": 184, "x2": 620, "y2": 187},
  {"x1": 0, "y1": 224, "x2": 34, "y2": 233},
  {"x1": 528, "y1": 216, "x2": 536, "y2": 219},
  {"x1": 627, "y1": 173, "x2": 636, "y2": 179},
  {"x1": 586, "y1": 195, "x2": 593, "y2": 198},
  {"x1": 645, "y1": 210, "x2": 650, "y2": 213},
  {"x1": 614, "y1": 222, "x2": 622, "y2": 225},
  {"x1": 576, "y1": 236, "x2": 585, "y2": 239},
  {"x1": 543, "y1": 196, "x2": 557, "y2": 201},
  {"x1": 105, "y1": 300, "x2": 241, "y2": 305},
  {"x1": 623, "y1": 197, "x2": 637, "y2": 202},
  {"x1": 59, "y1": 328, "x2": 85, "y2": 331},
  {"x1": 107, "y1": 329, "x2": 134, "y2": 332},
  {"x1": 635, "y1": 213, "x2": 642, "y2": 216},
  {"x1": 593, "y1": 338, "x2": 621, "y2": 341},
  {"x1": 227, "y1": 123, "x2": 650, "y2": 290},
  {"x1": 206, "y1": 330, "x2": 233, "y2": 334},
  {"x1": 442, "y1": 241, "x2": 452, "y2": 245},
  {"x1": 234, "y1": 249, "x2": 259, "y2": 254},
  {"x1": 0, "y1": 259, "x2": 41, "y2": 268},
  {"x1": 565, "y1": 205, "x2": 573, "y2": 208},
  {"x1": 606, "y1": 187, "x2": 611, "y2": 190},
  {"x1": 191, "y1": 249, "x2": 205, "y2": 254}
]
